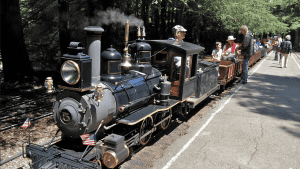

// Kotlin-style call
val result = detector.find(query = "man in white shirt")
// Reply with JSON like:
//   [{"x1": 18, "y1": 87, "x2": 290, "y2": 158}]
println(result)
[
  {"x1": 277, "y1": 34, "x2": 282, "y2": 62},
  {"x1": 211, "y1": 42, "x2": 222, "y2": 61}
]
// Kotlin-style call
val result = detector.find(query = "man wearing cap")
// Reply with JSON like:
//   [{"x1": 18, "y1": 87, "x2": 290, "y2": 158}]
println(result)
[
  {"x1": 237, "y1": 25, "x2": 254, "y2": 84},
  {"x1": 212, "y1": 42, "x2": 223, "y2": 61},
  {"x1": 278, "y1": 35, "x2": 292, "y2": 68},
  {"x1": 168, "y1": 25, "x2": 187, "y2": 41}
]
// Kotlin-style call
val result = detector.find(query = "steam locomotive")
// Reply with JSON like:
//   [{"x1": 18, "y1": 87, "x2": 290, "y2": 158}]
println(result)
[{"x1": 24, "y1": 21, "x2": 220, "y2": 169}]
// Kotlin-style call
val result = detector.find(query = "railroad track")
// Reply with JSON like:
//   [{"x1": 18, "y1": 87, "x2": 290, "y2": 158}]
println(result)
[{"x1": 0, "y1": 90, "x2": 60, "y2": 132}]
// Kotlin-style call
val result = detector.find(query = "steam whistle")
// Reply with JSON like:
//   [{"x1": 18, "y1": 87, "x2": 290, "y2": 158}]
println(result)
[
  {"x1": 121, "y1": 19, "x2": 132, "y2": 74},
  {"x1": 142, "y1": 26, "x2": 146, "y2": 40},
  {"x1": 137, "y1": 26, "x2": 141, "y2": 40}
]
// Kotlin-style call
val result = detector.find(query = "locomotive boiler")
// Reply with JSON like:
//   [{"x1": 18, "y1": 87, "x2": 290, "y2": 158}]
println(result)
[{"x1": 25, "y1": 21, "x2": 220, "y2": 169}]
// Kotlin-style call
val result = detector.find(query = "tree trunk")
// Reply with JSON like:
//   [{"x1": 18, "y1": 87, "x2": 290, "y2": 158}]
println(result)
[
  {"x1": 167, "y1": 3, "x2": 171, "y2": 38},
  {"x1": 294, "y1": 28, "x2": 299, "y2": 49},
  {"x1": 0, "y1": 0, "x2": 33, "y2": 82},
  {"x1": 141, "y1": 0, "x2": 146, "y2": 24},
  {"x1": 136, "y1": 0, "x2": 139, "y2": 17},
  {"x1": 154, "y1": 6, "x2": 160, "y2": 39},
  {"x1": 58, "y1": 0, "x2": 70, "y2": 56},
  {"x1": 160, "y1": 0, "x2": 167, "y2": 39}
]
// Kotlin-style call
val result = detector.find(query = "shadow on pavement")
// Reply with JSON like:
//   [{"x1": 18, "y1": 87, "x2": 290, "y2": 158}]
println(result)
[{"x1": 235, "y1": 72, "x2": 300, "y2": 138}]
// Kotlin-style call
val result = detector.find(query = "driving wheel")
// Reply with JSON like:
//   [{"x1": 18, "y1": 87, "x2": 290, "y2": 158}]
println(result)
[{"x1": 139, "y1": 116, "x2": 154, "y2": 145}]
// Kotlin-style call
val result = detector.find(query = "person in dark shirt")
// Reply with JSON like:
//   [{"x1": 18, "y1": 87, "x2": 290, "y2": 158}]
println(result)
[
  {"x1": 237, "y1": 25, "x2": 254, "y2": 84},
  {"x1": 278, "y1": 35, "x2": 292, "y2": 68}
]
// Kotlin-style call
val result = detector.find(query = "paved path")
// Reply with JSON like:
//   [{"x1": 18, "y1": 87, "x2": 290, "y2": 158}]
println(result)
[{"x1": 153, "y1": 52, "x2": 300, "y2": 169}]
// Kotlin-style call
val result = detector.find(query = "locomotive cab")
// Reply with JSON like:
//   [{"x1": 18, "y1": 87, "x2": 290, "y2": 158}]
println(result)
[{"x1": 146, "y1": 40, "x2": 204, "y2": 101}]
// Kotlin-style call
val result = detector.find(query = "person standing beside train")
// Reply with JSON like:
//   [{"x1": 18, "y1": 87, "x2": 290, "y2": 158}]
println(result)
[
  {"x1": 278, "y1": 35, "x2": 292, "y2": 68},
  {"x1": 277, "y1": 34, "x2": 283, "y2": 62},
  {"x1": 237, "y1": 25, "x2": 254, "y2": 84},
  {"x1": 272, "y1": 36, "x2": 279, "y2": 61}
]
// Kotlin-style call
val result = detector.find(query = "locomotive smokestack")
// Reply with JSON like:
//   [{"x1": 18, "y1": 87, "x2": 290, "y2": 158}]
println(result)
[{"x1": 84, "y1": 26, "x2": 104, "y2": 86}]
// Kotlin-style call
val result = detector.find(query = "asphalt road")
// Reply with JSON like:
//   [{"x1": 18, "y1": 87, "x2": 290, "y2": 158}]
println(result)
[{"x1": 153, "y1": 52, "x2": 300, "y2": 169}]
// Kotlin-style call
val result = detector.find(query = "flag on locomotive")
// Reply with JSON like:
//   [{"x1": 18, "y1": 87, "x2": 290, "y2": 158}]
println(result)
[
  {"x1": 80, "y1": 133, "x2": 90, "y2": 142},
  {"x1": 21, "y1": 117, "x2": 31, "y2": 129},
  {"x1": 83, "y1": 134, "x2": 97, "y2": 146}
]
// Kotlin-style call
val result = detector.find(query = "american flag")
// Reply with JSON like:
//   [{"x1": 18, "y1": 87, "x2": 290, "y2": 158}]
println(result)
[
  {"x1": 83, "y1": 134, "x2": 96, "y2": 146},
  {"x1": 80, "y1": 134, "x2": 90, "y2": 141},
  {"x1": 21, "y1": 117, "x2": 31, "y2": 129}
]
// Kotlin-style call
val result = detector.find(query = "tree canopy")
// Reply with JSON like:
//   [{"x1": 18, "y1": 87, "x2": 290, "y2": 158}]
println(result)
[{"x1": 1, "y1": 0, "x2": 299, "y2": 82}]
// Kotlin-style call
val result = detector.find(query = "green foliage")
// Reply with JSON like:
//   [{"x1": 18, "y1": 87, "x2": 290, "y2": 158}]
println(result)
[{"x1": 19, "y1": 0, "x2": 299, "y2": 64}]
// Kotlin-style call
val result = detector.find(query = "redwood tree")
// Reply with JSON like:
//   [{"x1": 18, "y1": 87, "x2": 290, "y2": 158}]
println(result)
[{"x1": 1, "y1": 0, "x2": 33, "y2": 82}]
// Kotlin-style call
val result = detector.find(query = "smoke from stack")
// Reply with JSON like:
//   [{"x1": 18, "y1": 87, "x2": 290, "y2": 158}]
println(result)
[{"x1": 83, "y1": 8, "x2": 144, "y2": 27}]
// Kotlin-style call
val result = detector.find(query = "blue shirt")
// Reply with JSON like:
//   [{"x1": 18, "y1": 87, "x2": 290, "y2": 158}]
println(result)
[{"x1": 256, "y1": 41, "x2": 261, "y2": 47}]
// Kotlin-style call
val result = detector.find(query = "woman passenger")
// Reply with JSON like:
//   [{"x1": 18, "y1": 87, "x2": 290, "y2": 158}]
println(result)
[{"x1": 223, "y1": 35, "x2": 239, "y2": 62}]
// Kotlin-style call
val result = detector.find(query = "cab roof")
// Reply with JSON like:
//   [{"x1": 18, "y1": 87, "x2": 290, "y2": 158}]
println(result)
[{"x1": 143, "y1": 40, "x2": 205, "y2": 55}]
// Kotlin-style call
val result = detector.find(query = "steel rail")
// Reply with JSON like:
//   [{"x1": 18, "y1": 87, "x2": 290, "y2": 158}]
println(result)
[
  {"x1": 0, "y1": 94, "x2": 53, "y2": 112},
  {"x1": 0, "y1": 112, "x2": 53, "y2": 132},
  {"x1": 0, "y1": 104, "x2": 52, "y2": 121}
]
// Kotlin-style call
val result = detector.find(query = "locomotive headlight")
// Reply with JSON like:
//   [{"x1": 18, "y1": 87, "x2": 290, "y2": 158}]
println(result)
[{"x1": 61, "y1": 60, "x2": 80, "y2": 85}]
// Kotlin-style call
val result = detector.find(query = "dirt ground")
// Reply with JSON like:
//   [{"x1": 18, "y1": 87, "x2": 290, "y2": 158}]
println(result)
[{"x1": 0, "y1": 72, "x2": 60, "y2": 169}]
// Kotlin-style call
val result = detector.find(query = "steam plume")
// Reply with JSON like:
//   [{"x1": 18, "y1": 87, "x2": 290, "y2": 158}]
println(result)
[{"x1": 96, "y1": 8, "x2": 144, "y2": 27}]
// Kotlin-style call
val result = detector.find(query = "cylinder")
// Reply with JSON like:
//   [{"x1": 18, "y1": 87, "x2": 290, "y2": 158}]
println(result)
[
  {"x1": 84, "y1": 26, "x2": 104, "y2": 86},
  {"x1": 103, "y1": 146, "x2": 129, "y2": 168}
]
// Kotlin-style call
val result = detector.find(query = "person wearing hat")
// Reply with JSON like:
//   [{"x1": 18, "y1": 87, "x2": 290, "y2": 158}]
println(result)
[
  {"x1": 278, "y1": 35, "x2": 292, "y2": 68},
  {"x1": 222, "y1": 35, "x2": 239, "y2": 62},
  {"x1": 211, "y1": 42, "x2": 223, "y2": 61},
  {"x1": 168, "y1": 25, "x2": 187, "y2": 41},
  {"x1": 237, "y1": 25, "x2": 254, "y2": 84}
]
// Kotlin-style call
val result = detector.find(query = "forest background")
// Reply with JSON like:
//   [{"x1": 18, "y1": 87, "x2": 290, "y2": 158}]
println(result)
[{"x1": 0, "y1": 0, "x2": 300, "y2": 82}]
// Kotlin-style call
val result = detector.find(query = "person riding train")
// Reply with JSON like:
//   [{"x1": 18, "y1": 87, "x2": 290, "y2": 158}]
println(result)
[
  {"x1": 168, "y1": 25, "x2": 187, "y2": 42},
  {"x1": 211, "y1": 42, "x2": 223, "y2": 61},
  {"x1": 223, "y1": 35, "x2": 239, "y2": 63}
]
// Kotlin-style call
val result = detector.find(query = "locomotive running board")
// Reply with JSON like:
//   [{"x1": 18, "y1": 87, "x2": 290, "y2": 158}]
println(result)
[
  {"x1": 117, "y1": 99, "x2": 179, "y2": 125},
  {"x1": 186, "y1": 85, "x2": 220, "y2": 108}
]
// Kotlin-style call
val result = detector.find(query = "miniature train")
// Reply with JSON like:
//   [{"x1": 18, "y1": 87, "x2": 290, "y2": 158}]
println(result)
[{"x1": 24, "y1": 22, "x2": 272, "y2": 169}]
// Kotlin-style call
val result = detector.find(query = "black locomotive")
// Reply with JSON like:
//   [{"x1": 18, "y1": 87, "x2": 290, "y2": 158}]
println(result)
[{"x1": 24, "y1": 22, "x2": 220, "y2": 169}]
